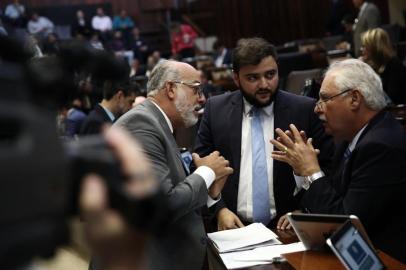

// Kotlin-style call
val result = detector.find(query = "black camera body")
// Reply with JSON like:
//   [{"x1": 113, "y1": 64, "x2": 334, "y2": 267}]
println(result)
[{"x1": 0, "y1": 35, "x2": 169, "y2": 269}]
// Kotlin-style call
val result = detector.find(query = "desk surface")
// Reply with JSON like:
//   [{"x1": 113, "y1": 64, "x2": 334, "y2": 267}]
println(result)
[
  {"x1": 210, "y1": 229, "x2": 406, "y2": 270},
  {"x1": 283, "y1": 249, "x2": 406, "y2": 270}
]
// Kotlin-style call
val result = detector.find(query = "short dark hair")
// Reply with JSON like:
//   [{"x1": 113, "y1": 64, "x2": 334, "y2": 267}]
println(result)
[
  {"x1": 103, "y1": 79, "x2": 138, "y2": 100},
  {"x1": 232, "y1": 37, "x2": 277, "y2": 73}
]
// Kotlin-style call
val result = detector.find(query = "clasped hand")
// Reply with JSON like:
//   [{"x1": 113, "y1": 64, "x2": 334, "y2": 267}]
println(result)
[
  {"x1": 192, "y1": 151, "x2": 233, "y2": 199},
  {"x1": 270, "y1": 124, "x2": 321, "y2": 176}
]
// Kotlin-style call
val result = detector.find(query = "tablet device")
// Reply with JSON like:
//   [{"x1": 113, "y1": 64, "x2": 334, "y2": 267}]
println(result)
[
  {"x1": 327, "y1": 220, "x2": 386, "y2": 270},
  {"x1": 287, "y1": 213, "x2": 373, "y2": 251}
]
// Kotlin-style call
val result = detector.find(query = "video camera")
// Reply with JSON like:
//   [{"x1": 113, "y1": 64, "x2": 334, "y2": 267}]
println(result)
[{"x1": 0, "y1": 35, "x2": 169, "y2": 269}]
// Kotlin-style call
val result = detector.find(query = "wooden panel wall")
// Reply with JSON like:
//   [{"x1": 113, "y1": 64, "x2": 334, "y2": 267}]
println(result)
[{"x1": 0, "y1": 0, "x2": 389, "y2": 46}]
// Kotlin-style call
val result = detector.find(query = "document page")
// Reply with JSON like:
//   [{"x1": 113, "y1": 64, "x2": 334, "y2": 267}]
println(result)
[
  {"x1": 220, "y1": 242, "x2": 306, "y2": 269},
  {"x1": 207, "y1": 223, "x2": 279, "y2": 253}
]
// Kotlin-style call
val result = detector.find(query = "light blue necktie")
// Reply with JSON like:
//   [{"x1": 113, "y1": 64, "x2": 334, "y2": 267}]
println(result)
[{"x1": 251, "y1": 107, "x2": 271, "y2": 225}]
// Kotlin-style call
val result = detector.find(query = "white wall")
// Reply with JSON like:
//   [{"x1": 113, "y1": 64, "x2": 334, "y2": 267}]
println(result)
[{"x1": 388, "y1": 0, "x2": 406, "y2": 26}]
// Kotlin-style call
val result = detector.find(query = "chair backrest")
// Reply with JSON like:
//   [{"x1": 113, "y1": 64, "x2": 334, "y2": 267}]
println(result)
[
  {"x1": 321, "y1": 35, "x2": 343, "y2": 51},
  {"x1": 54, "y1": 25, "x2": 71, "y2": 40},
  {"x1": 277, "y1": 51, "x2": 314, "y2": 79},
  {"x1": 285, "y1": 68, "x2": 322, "y2": 96},
  {"x1": 387, "y1": 104, "x2": 406, "y2": 129}
]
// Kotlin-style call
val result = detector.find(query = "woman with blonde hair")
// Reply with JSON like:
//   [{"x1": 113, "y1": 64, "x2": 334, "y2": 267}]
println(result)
[{"x1": 360, "y1": 28, "x2": 406, "y2": 104}]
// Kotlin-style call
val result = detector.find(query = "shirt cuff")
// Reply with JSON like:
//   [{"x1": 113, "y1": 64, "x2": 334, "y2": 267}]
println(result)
[
  {"x1": 293, "y1": 174, "x2": 305, "y2": 196},
  {"x1": 194, "y1": 166, "x2": 219, "y2": 207},
  {"x1": 207, "y1": 193, "x2": 221, "y2": 208},
  {"x1": 194, "y1": 165, "x2": 215, "y2": 188}
]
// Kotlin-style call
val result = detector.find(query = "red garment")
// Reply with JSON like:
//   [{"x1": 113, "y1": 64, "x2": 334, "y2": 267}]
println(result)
[{"x1": 171, "y1": 24, "x2": 197, "y2": 55}]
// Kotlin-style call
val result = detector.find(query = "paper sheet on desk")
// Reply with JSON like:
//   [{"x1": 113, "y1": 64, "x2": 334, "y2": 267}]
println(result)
[
  {"x1": 220, "y1": 242, "x2": 306, "y2": 269},
  {"x1": 207, "y1": 223, "x2": 279, "y2": 253}
]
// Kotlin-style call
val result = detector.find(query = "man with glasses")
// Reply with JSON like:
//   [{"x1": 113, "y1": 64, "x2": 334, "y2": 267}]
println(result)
[
  {"x1": 114, "y1": 59, "x2": 233, "y2": 270},
  {"x1": 194, "y1": 37, "x2": 334, "y2": 231},
  {"x1": 271, "y1": 59, "x2": 406, "y2": 263}
]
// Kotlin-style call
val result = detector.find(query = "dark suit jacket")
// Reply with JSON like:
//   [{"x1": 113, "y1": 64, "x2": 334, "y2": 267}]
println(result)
[
  {"x1": 114, "y1": 100, "x2": 208, "y2": 270},
  {"x1": 301, "y1": 111, "x2": 406, "y2": 263},
  {"x1": 79, "y1": 104, "x2": 112, "y2": 135},
  {"x1": 194, "y1": 90, "x2": 334, "y2": 226}
]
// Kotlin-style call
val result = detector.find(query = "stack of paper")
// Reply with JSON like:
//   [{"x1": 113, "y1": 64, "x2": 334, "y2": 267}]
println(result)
[
  {"x1": 220, "y1": 242, "x2": 306, "y2": 269},
  {"x1": 207, "y1": 223, "x2": 281, "y2": 253},
  {"x1": 207, "y1": 223, "x2": 306, "y2": 269}
]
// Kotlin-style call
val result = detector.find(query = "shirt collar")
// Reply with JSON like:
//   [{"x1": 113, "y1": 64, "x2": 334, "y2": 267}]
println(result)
[
  {"x1": 150, "y1": 100, "x2": 174, "y2": 133},
  {"x1": 100, "y1": 104, "x2": 115, "y2": 122},
  {"x1": 348, "y1": 124, "x2": 368, "y2": 152},
  {"x1": 243, "y1": 97, "x2": 274, "y2": 117}
]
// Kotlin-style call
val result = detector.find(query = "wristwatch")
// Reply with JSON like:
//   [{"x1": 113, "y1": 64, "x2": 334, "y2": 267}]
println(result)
[{"x1": 303, "y1": 171, "x2": 325, "y2": 190}]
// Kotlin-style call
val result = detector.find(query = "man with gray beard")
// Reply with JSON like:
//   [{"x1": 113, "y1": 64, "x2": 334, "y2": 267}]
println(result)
[{"x1": 114, "y1": 59, "x2": 233, "y2": 270}]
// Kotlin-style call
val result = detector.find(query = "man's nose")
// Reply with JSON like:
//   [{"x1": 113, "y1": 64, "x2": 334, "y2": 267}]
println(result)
[
  {"x1": 314, "y1": 103, "x2": 322, "y2": 114},
  {"x1": 258, "y1": 76, "x2": 269, "y2": 88},
  {"x1": 198, "y1": 93, "x2": 206, "y2": 104}
]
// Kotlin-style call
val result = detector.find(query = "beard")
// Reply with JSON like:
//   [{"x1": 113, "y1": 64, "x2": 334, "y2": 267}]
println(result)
[
  {"x1": 240, "y1": 87, "x2": 277, "y2": 108},
  {"x1": 174, "y1": 90, "x2": 199, "y2": 128}
]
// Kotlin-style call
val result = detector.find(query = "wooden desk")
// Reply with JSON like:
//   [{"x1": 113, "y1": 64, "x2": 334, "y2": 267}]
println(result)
[
  {"x1": 283, "y1": 250, "x2": 406, "y2": 270},
  {"x1": 209, "y1": 229, "x2": 406, "y2": 270}
]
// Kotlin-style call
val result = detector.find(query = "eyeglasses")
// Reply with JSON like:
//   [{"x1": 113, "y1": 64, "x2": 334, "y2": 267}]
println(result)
[
  {"x1": 315, "y1": 89, "x2": 352, "y2": 110},
  {"x1": 172, "y1": 81, "x2": 203, "y2": 97}
]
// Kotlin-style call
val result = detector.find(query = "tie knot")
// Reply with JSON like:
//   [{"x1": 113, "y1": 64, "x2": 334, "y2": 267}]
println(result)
[{"x1": 251, "y1": 107, "x2": 261, "y2": 117}]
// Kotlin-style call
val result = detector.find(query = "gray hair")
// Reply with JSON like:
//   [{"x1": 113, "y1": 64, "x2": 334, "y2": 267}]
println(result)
[
  {"x1": 326, "y1": 59, "x2": 387, "y2": 110},
  {"x1": 146, "y1": 60, "x2": 181, "y2": 97}
]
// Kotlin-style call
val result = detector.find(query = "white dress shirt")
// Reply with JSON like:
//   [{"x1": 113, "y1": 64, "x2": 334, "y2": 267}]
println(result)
[
  {"x1": 92, "y1": 15, "x2": 112, "y2": 32},
  {"x1": 237, "y1": 99, "x2": 276, "y2": 221}
]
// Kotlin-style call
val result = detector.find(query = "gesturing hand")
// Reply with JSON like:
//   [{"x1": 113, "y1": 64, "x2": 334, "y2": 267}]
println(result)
[{"x1": 270, "y1": 124, "x2": 321, "y2": 176}]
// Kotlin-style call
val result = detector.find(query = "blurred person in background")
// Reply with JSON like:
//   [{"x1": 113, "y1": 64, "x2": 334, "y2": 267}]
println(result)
[
  {"x1": 360, "y1": 28, "x2": 406, "y2": 104},
  {"x1": 79, "y1": 79, "x2": 137, "y2": 135},
  {"x1": 71, "y1": 10, "x2": 92, "y2": 39},
  {"x1": 113, "y1": 9, "x2": 135, "y2": 45},
  {"x1": 170, "y1": 22, "x2": 197, "y2": 59},
  {"x1": 4, "y1": 0, "x2": 26, "y2": 27},
  {"x1": 91, "y1": 7, "x2": 112, "y2": 42},
  {"x1": 27, "y1": 12, "x2": 54, "y2": 40},
  {"x1": 352, "y1": 0, "x2": 381, "y2": 56}
]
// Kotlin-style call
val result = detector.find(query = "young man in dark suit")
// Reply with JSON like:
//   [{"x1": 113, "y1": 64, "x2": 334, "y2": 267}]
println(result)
[
  {"x1": 271, "y1": 59, "x2": 406, "y2": 263},
  {"x1": 194, "y1": 37, "x2": 334, "y2": 231},
  {"x1": 79, "y1": 80, "x2": 137, "y2": 135}
]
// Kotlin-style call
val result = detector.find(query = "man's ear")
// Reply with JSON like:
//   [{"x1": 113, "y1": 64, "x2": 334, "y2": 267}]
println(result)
[
  {"x1": 115, "y1": 90, "x2": 124, "y2": 100},
  {"x1": 232, "y1": 72, "x2": 240, "y2": 88},
  {"x1": 349, "y1": 89, "x2": 362, "y2": 110},
  {"x1": 165, "y1": 81, "x2": 176, "y2": 100}
]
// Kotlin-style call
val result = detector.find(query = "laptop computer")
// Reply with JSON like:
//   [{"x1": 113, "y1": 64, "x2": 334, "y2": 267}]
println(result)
[
  {"x1": 287, "y1": 213, "x2": 373, "y2": 251},
  {"x1": 327, "y1": 220, "x2": 385, "y2": 270}
]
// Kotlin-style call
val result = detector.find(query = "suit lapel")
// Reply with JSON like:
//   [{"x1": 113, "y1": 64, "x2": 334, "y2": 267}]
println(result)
[
  {"x1": 339, "y1": 111, "x2": 387, "y2": 192},
  {"x1": 228, "y1": 92, "x2": 243, "y2": 187},
  {"x1": 273, "y1": 91, "x2": 290, "y2": 187},
  {"x1": 96, "y1": 104, "x2": 114, "y2": 123},
  {"x1": 144, "y1": 100, "x2": 186, "y2": 176}
]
